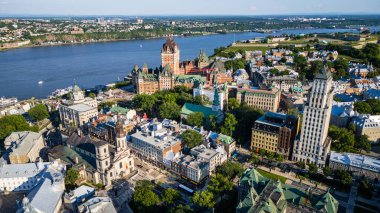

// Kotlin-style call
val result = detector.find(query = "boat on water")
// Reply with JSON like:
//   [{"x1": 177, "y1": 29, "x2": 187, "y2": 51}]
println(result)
[{"x1": 38, "y1": 81, "x2": 44, "y2": 85}]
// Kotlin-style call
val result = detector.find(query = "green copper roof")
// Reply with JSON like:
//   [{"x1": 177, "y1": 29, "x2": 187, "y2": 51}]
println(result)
[
  {"x1": 237, "y1": 168, "x2": 339, "y2": 213},
  {"x1": 110, "y1": 106, "x2": 129, "y2": 115},
  {"x1": 218, "y1": 134, "x2": 234, "y2": 145},
  {"x1": 181, "y1": 103, "x2": 221, "y2": 118},
  {"x1": 212, "y1": 86, "x2": 220, "y2": 107}
]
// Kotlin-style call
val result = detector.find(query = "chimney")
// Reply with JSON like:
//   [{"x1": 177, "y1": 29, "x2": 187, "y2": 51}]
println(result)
[{"x1": 75, "y1": 156, "x2": 79, "y2": 164}]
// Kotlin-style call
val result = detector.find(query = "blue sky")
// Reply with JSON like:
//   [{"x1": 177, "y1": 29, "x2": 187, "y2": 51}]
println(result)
[{"x1": 1, "y1": 0, "x2": 380, "y2": 16}]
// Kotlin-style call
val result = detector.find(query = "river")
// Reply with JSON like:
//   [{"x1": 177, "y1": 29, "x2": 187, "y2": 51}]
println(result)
[{"x1": 0, "y1": 27, "x2": 378, "y2": 99}]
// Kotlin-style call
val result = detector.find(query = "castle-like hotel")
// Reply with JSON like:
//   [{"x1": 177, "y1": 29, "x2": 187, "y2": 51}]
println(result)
[{"x1": 132, "y1": 36, "x2": 233, "y2": 94}]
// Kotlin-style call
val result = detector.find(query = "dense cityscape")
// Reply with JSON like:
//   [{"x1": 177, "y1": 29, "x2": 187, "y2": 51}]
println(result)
[{"x1": 1, "y1": 1, "x2": 380, "y2": 213}]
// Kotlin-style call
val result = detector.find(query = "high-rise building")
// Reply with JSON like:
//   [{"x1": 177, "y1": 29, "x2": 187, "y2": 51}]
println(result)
[
  {"x1": 292, "y1": 65, "x2": 334, "y2": 167},
  {"x1": 251, "y1": 112, "x2": 298, "y2": 159},
  {"x1": 161, "y1": 35, "x2": 180, "y2": 75}
]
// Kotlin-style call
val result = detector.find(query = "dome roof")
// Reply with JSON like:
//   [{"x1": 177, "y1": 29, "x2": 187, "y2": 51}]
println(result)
[{"x1": 73, "y1": 84, "x2": 81, "y2": 92}]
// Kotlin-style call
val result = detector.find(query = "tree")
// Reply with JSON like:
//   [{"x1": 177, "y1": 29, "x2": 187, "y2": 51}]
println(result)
[
  {"x1": 293, "y1": 55, "x2": 307, "y2": 75},
  {"x1": 220, "y1": 113, "x2": 237, "y2": 136},
  {"x1": 308, "y1": 163, "x2": 318, "y2": 174},
  {"x1": 28, "y1": 104, "x2": 49, "y2": 121},
  {"x1": 181, "y1": 130, "x2": 203, "y2": 149},
  {"x1": 65, "y1": 168, "x2": 79, "y2": 190},
  {"x1": 168, "y1": 204, "x2": 193, "y2": 213},
  {"x1": 0, "y1": 115, "x2": 33, "y2": 140},
  {"x1": 362, "y1": 43, "x2": 380, "y2": 57},
  {"x1": 355, "y1": 134, "x2": 371, "y2": 153},
  {"x1": 365, "y1": 99, "x2": 380, "y2": 115},
  {"x1": 267, "y1": 152, "x2": 275, "y2": 161},
  {"x1": 204, "y1": 115, "x2": 217, "y2": 131},
  {"x1": 334, "y1": 170, "x2": 352, "y2": 187},
  {"x1": 354, "y1": 102, "x2": 372, "y2": 114},
  {"x1": 329, "y1": 125, "x2": 356, "y2": 152},
  {"x1": 323, "y1": 166, "x2": 333, "y2": 177},
  {"x1": 161, "y1": 188, "x2": 182, "y2": 206},
  {"x1": 277, "y1": 155, "x2": 284, "y2": 163},
  {"x1": 227, "y1": 98, "x2": 240, "y2": 111},
  {"x1": 88, "y1": 92, "x2": 96, "y2": 99},
  {"x1": 308, "y1": 60, "x2": 323, "y2": 80},
  {"x1": 133, "y1": 180, "x2": 160, "y2": 212},
  {"x1": 192, "y1": 190, "x2": 216, "y2": 210},
  {"x1": 186, "y1": 112, "x2": 204, "y2": 127},
  {"x1": 133, "y1": 94, "x2": 157, "y2": 114},
  {"x1": 207, "y1": 174, "x2": 233, "y2": 200},
  {"x1": 159, "y1": 102, "x2": 181, "y2": 120},
  {"x1": 297, "y1": 161, "x2": 306, "y2": 169},
  {"x1": 193, "y1": 95, "x2": 210, "y2": 106},
  {"x1": 216, "y1": 162, "x2": 244, "y2": 179},
  {"x1": 234, "y1": 104, "x2": 264, "y2": 144}
]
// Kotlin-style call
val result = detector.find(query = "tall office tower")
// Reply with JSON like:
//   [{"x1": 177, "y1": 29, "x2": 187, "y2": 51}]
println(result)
[{"x1": 292, "y1": 65, "x2": 333, "y2": 167}]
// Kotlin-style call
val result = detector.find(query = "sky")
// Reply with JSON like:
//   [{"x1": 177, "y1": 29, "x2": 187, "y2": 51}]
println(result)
[{"x1": 1, "y1": 0, "x2": 380, "y2": 16}]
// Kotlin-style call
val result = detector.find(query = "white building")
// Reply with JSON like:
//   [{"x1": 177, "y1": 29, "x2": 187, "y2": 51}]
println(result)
[
  {"x1": 171, "y1": 154, "x2": 209, "y2": 184},
  {"x1": 128, "y1": 120, "x2": 182, "y2": 168},
  {"x1": 78, "y1": 196, "x2": 117, "y2": 213},
  {"x1": 353, "y1": 115, "x2": 380, "y2": 142},
  {"x1": 293, "y1": 66, "x2": 334, "y2": 167},
  {"x1": 329, "y1": 151, "x2": 380, "y2": 180},
  {"x1": 59, "y1": 84, "x2": 98, "y2": 127},
  {"x1": 193, "y1": 84, "x2": 226, "y2": 110},
  {"x1": 0, "y1": 161, "x2": 48, "y2": 192},
  {"x1": 190, "y1": 144, "x2": 227, "y2": 173},
  {"x1": 16, "y1": 161, "x2": 65, "y2": 213}
]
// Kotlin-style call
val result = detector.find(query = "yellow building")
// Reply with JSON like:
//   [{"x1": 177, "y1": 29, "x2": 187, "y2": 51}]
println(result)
[{"x1": 236, "y1": 87, "x2": 280, "y2": 112}]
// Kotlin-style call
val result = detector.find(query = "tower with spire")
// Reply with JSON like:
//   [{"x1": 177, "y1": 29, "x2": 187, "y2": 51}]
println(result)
[
  {"x1": 212, "y1": 77, "x2": 221, "y2": 112},
  {"x1": 161, "y1": 35, "x2": 180, "y2": 75},
  {"x1": 115, "y1": 116, "x2": 126, "y2": 151}
]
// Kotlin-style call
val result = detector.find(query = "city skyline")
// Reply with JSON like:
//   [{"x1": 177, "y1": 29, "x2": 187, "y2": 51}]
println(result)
[{"x1": 1, "y1": 0, "x2": 380, "y2": 16}]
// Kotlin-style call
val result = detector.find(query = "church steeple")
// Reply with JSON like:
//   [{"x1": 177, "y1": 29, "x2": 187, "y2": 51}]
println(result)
[
  {"x1": 212, "y1": 81, "x2": 221, "y2": 112},
  {"x1": 115, "y1": 116, "x2": 126, "y2": 151}
]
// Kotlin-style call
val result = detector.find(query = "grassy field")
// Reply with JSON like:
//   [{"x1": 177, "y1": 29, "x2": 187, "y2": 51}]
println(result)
[
  {"x1": 257, "y1": 168, "x2": 287, "y2": 183},
  {"x1": 225, "y1": 45, "x2": 271, "y2": 53}
]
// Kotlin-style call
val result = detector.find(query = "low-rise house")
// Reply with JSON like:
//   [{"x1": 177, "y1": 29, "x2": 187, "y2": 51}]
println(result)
[
  {"x1": 3, "y1": 131, "x2": 45, "y2": 164},
  {"x1": 171, "y1": 154, "x2": 209, "y2": 185},
  {"x1": 78, "y1": 196, "x2": 117, "y2": 213},
  {"x1": 64, "y1": 185, "x2": 96, "y2": 212},
  {"x1": 190, "y1": 144, "x2": 226, "y2": 173},
  {"x1": 353, "y1": 115, "x2": 380, "y2": 142},
  {"x1": 329, "y1": 151, "x2": 380, "y2": 180},
  {"x1": 207, "y1": 132, "x2": 236, "y2": 158}
]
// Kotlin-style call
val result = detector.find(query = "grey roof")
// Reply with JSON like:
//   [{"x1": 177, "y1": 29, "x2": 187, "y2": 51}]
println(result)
[
  {"x1": 0, "y1": 162, "x2": 47, "y2": 178},
  {"x1": 68, "y1": 103, "x2": 96, "y2": 112},
  {"x1": 4, "y1": 131, "x2": 42, "y2": 157},
  {"x1": 330, "y1": 151, "x2": 380, "y2": 173},
  {"x1": 78, "y1": 197, "x2": 117, "y2": 213},
  {"x1": 25, "y1": 162, "x2": 65, "y2": 213}
]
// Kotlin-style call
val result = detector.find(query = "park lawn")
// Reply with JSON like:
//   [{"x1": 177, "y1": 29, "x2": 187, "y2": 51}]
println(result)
[
  {"x1": 256, "y1": 168, "x2": 287, "y2": 184},
  {"x1": 225, "y1": 45, "x2": 271, "y2": 53}
]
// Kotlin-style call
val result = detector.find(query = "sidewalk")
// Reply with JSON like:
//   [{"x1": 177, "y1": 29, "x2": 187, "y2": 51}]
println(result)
[{"x1": 257, "y1": 166, "x2": 328, "y2": 191}]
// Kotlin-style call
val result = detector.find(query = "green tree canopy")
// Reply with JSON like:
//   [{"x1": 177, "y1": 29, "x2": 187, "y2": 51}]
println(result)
[
  {"x1": 354, "y1": 102, "x2": 372, "y2": 114},
  {"x1": 28, "y1": 104, "x2": 49, "y2": 121},
  {"x1": 227, "y1": 98, "x2": 240, "y2": 111},
  {"x1": 133, "y1": 94, "x2": 157, "y2": 114},
  {"x1": 64, "y1": 167, "x2": 79, "y2": 190},
  {"x1": 161, "y1": 188, "x2": 182, "y2": 206},
  {"x1": 192, "y1": 190, "x2": 216, "y2": 210},
  {"x1": 186, "y1": 112, "x2": 204, "y2": 127},
  {"x1": 355, "y1": 134, "x2": 371, "y2": 153},
  {"x1": 159, "y1": 102, "x2": 181, "y2": 120},
  {"x1": 204, "y1": 115, "x2": 218, "y2": 131},
  {"x1": 181, "y1": 130, "x2": 203, "y2": 149},
  {"x1": 308, "y1": 163, "x2": 318, "y2": 174},
  {"x1": 133, "y1": 180, "x2": 160, "y2": 212},
  {"x1": 221, "y1": 113, "x2": 237, "y2": 136},
  {"x1": 0, "y1": 115, "x2": 33, "y2": 140},
  {"x1": 193, "y1": 95, "x2": 211, "y2": 106},
  {"x1": 207, "y1": 174, "x2": 233, "y2": 199},
  {"x1": 329, "y1": 125, "x2": 356, "y2": 152},
  {"x1": 216, "y1": 161, "x2": 244, "y2": 179},
  {"x1": 233, "y1": 104, "x2": 264, "y2": 144}
]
